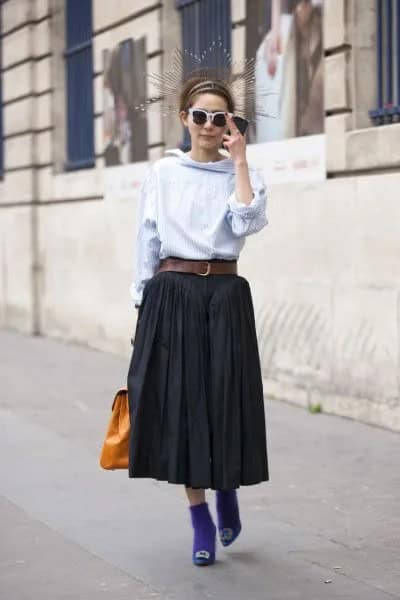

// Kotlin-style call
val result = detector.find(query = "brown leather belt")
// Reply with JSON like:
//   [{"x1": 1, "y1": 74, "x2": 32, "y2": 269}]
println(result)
[{"x1": 158, "y1": 257, "x2": 237, "y2": 276}]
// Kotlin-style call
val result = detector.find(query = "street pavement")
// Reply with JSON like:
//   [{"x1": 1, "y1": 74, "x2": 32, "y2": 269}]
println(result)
[{"x1": 0, "y1": 329, "x2": 399, "y2": 600}]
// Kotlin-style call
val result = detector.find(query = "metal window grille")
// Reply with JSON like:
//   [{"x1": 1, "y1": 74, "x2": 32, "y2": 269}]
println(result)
[
  {"x1": 370, "y1": 0, "x2": 400, "y2": 125},
  {"x1": 176, "y1": 0, "x2": 231, "y2": 149},
  {"x1": 65, "y1": 0, "x2": 95, "y2": 169},
  {"x1": 0, "y1": 4, "x2": 3, "y2": 179}
]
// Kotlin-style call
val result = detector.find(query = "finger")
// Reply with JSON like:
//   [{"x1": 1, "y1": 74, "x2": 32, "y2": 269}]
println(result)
[
  {"x1": 227, "y1": 121, "x2": 241, "y2": 136},
  {"x1": 225, "y1": 113, "x2": 238, "y2": 130}
]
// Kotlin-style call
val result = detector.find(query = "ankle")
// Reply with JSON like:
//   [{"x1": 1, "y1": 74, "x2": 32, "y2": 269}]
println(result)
[
  {"x1": 189, "y1": 502, "x2": 214, "y2": 526},
  {"x1": 216, "y1": 489, "x2": 237, "y2": 499},
  {"x1": 189, "y1": 500, "x2": 207, "y2": 507},
  {"x1": 216, "y1": 490, "x2": 240, "y2": 524},
  {"x1": 216, "y1": 489, "x2": 238, "y2": 507}
]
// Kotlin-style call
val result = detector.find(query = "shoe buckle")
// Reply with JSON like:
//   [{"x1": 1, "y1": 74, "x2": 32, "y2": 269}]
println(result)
[{"x1": 195, "y1": 550, "x2": 210, "y2": 559}]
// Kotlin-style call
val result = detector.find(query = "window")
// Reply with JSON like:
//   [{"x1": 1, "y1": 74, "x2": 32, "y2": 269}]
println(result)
[
  {"x1": 65, "y1": 0, "x2": 94, "y2": 169},
  {"x1": 0, "y1": 5, "x2": 3, "y2": 179},
  {"x1": 176, "y1": 0, "x2": 231, "y2": 148},
  {"x1": 177, "y1": 0, "x2": 231, "y2": 69},
  {"x1": 370, "y1": 0, "x2": 400, "y2": 125}
]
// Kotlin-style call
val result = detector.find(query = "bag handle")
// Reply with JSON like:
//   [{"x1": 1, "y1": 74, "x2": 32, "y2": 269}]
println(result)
[{"x1": 111, "y1": 388, "x2": 128, "y2": 410}]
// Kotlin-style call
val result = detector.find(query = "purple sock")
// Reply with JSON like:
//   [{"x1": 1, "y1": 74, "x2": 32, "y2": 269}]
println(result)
[
  {"x1": 189, "y1": 502, "x2": 216, "y2": 565},
  {"x1": 216, "y1": 489, "x2": 242, "y2": 546}
]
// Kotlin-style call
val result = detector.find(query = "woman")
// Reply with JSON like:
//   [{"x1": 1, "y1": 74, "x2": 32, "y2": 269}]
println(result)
[{"x1": 128, "y1": 76, "x2": 269, "y2": 566}]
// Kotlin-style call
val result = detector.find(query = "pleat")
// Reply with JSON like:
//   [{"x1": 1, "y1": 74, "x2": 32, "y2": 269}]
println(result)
[
  {"x1": 208, "y1": 276, "x2": 268, "y2": 489},
  {"x1": 158, "y1": 273, "x2": 212, "y2": 487},
  {"x1": 128, "y1": 272, "x2": 212, "y2": 487}
]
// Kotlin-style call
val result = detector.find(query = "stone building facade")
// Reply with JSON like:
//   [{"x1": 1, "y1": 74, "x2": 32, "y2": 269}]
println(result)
[{"x1": 1, "y1": 0, "x2": 399, "y2": 431}]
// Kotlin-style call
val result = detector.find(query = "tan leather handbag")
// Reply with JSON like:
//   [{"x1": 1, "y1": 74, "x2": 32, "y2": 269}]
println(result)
[{"x1": 99, "y1": 388, "x2": 130, "y2": 469}]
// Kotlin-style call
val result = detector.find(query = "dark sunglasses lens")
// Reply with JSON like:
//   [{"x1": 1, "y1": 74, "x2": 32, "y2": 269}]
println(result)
[
  {"x1": 192, "y1": 110, "x2": 207, "y2": 125},
  {"x1": 212, "y1": 113, "x2": 226, "y2": 127}
]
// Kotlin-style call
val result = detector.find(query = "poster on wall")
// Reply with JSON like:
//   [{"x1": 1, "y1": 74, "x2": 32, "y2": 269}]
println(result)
[
  {"x1": 246, "y1": 0, "x2": 325, "y2": 183},
  {"x1": 103, "y1": 37, "x2": 148, "y2": 166}
]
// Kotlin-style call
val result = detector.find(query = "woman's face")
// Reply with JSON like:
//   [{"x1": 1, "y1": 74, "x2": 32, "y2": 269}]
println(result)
[{"x1": 180, "y1": 93, "x2": 229, "y2": 151}]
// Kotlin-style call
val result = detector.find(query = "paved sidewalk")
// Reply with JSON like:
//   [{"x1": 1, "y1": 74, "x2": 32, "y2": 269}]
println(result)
[{"x1": 0, "y1": 329, "x2": 399, "y2": 599}]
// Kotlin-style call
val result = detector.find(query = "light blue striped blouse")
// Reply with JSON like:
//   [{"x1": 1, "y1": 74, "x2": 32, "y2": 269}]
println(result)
[{"x1": 130, "y1": 149, "x2": 268, "y2": 307}]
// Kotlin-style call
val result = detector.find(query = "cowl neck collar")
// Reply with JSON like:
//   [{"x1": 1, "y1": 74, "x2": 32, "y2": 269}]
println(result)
[{"x1": 165, "y1": 148, "x2": 236, "y2": 174}]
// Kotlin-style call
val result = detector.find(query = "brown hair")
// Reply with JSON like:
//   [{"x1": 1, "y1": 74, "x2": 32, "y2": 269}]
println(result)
[{"x1": 179, "y1": 77, "x2": 235, "y2": 113}]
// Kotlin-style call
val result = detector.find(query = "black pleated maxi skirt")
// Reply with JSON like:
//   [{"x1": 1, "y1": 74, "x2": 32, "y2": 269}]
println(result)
[{"x1": 127, "y1": 260, "x2": 269, "y2": 490}]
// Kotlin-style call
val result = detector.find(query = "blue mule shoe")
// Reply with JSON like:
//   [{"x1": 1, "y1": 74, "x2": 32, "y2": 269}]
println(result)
[{"x1": 189, "y1": 502, "x2": 217, "y2": 566}]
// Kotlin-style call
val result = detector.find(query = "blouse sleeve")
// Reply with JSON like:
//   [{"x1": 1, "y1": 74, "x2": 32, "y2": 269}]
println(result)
[
  {"x1": 129, "y1": 166, "x2": 161, "y2": 308},
  {"x1": 225, "y1": 168, "x2": 268, "y2": 237}
]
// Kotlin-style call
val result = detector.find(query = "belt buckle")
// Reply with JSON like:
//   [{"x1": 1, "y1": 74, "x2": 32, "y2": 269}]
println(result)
[{"x1": 198, "y1": 261, "x2": 211, "y2": 276}]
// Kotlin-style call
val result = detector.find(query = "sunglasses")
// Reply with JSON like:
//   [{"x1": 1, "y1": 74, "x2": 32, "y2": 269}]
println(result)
[
  {"x1": 187, "y1": 107, "x2": 233, "y2": 127},
  {"x1": 187, "y1": 108, "x2": 249, "y2": 134}
]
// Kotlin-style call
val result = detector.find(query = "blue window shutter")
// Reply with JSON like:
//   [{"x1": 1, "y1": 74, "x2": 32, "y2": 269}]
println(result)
[
  {"x1": 178, "y1": 0, "x2": 231, "y2": 67},
  {"x1": 65, "y1": 0, "x2": 95, "y2": 169},
  {"x1": 177, "y1": 0, "x2": 231, "y2": 149},
  {"x1": 370, "y1": 0, "x2": 400, "y2": 125},
  {"x1": 0, "y1": 4, "x2": 3, "y2": 179}
]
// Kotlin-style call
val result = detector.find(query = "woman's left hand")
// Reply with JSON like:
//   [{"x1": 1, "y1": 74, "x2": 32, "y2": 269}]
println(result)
[{"x1": 222, "y1": 114, "x2": 247, "y2": 165}]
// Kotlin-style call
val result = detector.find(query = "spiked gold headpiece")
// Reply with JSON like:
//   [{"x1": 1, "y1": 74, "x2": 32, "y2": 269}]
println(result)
[{"x1": 134, "y1": 41, "x2": 275, "y2": 122}]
